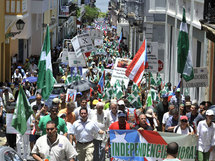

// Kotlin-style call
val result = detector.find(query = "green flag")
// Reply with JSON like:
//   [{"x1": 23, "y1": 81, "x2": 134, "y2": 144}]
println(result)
[
  {"x1": 146, "y1": 90, "x2": 153, "y2": 107},
  {"x1": 37, "y1": 25, "x2": 55, "y2": 100},
  {"x1": 113, "y1": 80, "x2": 123, "y2": 100},
  {"x1": 127, "y1": 83, "x2": 142, "y2": 108},
  {"x1": 103, "y1": 81, "x2": 113, "y2": 100},
  {"x1": 12, "y1": 85, "x2": 33, "y2": 135},
  {"x1": 177, "y1": 8, "x2": 194, "y2": 82}
]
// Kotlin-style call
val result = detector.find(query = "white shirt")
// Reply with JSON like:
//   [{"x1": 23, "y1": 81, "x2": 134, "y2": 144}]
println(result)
[
  {"x1": 91, "y1": 110, "x2": 110, "y2": 140},
  {"x1": 30, "y1": 101, "x2": 44, "y2": 110},
  {"x1": 197, "y1": 120, "x2": 215, "y2": 152},
  {"x1": 71, "y1": 119, "x2": 100, "y2": 143},
  {"x1": 108, "y1": 110, "x2": 118, "y2": 124},
  {"x1": 12, "y1": 73, "x2": 22, "y2": 79},
  {"x1": 173, "y1": 125, "x2": 193, "y2": 135},
  {"x1": 162, "y1": 112, "x2": 170, "y2": 124},
  {"x1": 32, "y1": 134, "x2": 77, "y2": 161}
]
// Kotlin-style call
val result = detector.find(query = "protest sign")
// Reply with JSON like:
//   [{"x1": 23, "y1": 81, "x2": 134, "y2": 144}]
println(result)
[
  {"x1": 110, "y1": 130, "x2": 197, "y2": 161},
  {"x1": 71, "y1": 33, "x2": 94, "y2": 58},
  {"x1": 66, "y1": 89, "x2": 77, "y2": 102},
  {"x1": 6, "y1": 113, "x2": 31, "y2": 134},
  {"x1": 94, "y1": 38, "x2": 103, "y2": 46},
  {"x1": 183, "y1": 67, "x2": 208, "y2": 88},
  {"x1": 68, "y1": 51, "x2": 86, "y2": 67},
  {"x1": 110, "y1": 58, "x2": 131, "y2": 88},
  {"x1": 146, "y1": 42, "x2": 158, "y2": 73}
]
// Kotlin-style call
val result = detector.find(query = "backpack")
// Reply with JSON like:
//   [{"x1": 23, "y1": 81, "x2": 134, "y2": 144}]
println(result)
[{"x1": 174, "y1": 125, "x2": 192, "y2": 133}]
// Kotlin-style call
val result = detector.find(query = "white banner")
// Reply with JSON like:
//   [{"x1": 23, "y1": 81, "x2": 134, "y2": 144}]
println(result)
[
  {"x1": 71, "y1": 33, "x2": 94, "y2": 58},
  {"x1": 183, "y1": 67, "x2": 208, "y2": 88},
  {"x1": 94, "y1": 38, "x2": 103, "y2": 46},
  {"x1": 110, "y1": 58, "x2": 132, "y2": 88},
  {"x1": 146, "y1": 42, "x2": 158, "y2": 73},
  {"x1": 68, "y1": 51, "x2": 86, "y2": 67}
]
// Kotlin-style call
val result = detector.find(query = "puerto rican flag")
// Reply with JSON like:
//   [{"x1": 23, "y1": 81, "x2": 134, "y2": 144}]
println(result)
[
  {"x1": 98, "y1": 71, "x2": 105, "y2": 93},
  {"x1": 110, "y1": 130, "x2": 168, "y2": 161},
  {"x1": 125, "y1": 40, "x2": 148, "y2": 85}
]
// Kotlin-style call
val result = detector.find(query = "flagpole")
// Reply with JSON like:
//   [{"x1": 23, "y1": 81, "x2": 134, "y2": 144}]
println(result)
[{"x1": 179, "y1": 74, "x2": 183, "y2": 122}]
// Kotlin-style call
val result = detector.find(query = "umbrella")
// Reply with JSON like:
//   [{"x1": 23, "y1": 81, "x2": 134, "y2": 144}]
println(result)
[
  {"x1": 68, "y1": 80, "x2": 97, "y2": 92},
  {"x1": 23, "y1": 77, "x2": 37, "y2": 83}
]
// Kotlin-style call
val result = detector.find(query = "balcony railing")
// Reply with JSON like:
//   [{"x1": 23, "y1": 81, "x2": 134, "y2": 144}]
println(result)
[
  {"x1": 5, "y1": 0, "x2": 27, "y2": 15},
  {"x1": 204, "y1": 0, "x2": 215, "y2": 23}
]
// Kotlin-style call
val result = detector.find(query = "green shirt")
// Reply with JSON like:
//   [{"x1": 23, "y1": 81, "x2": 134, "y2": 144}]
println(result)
[{"x1": 38, "y1": 115, "x2": 68, "y2": 135}]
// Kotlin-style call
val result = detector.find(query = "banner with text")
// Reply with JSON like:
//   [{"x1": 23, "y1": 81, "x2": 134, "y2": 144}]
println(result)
[
  {"x1": 183, "y1": 67, "x2": 208, "y2": 88},
  {"x1": 71, "y1": 33, "x2": 94, "y2": 58},
  {"x1": 110, "y1": 58, "x2": 132, "y2": 88},
  {"x1": 110, "y1": 130, "x2": 197, "y2": 161}
]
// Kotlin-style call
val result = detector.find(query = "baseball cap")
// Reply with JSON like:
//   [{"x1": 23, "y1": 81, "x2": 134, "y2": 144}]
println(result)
[
  {"x1": 145, "y1": 108, "x2": 154, "y2": 118},
  {"x1": 206, "y1": 109, "x2": 214, "y2": 116},
  {"x1": 118, "y1": 110, "x2": 126, "y2": 117},
  {"x1": 185, "y1": 102, "x2": 191, "y2": 106},
  {"x1": 52, "y1": 98, "x2": 62, "y2": 104},
  {"x1": 118, "y1": 100, "x2": 125, "y2": 106},
  {"x1": 176, "y1": 88, "x2": 180, "y2": 92},
  {"x1": 180, "y1": 115, "x2": 188, "y2": 121},
  {"x1": 92, "y1": 99, "x2": 99, "y2": 105}
]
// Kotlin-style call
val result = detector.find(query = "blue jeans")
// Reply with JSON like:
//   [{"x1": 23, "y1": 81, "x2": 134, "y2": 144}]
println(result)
[{"x1": 93, "y1": 139, "x2": 105, "y2": 161}]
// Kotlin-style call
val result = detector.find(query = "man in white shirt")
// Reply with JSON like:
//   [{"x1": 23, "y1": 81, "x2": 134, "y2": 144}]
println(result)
[
  {"x1": 71, "y1": 107, "x2": 104, "y2": 161},
  {"x1": 108, "y1": 100, "x2": 118, "y2": 124},
  {"x1": 91, "y1": 102, "x2": 110, "y2": 161},
  {"x1": 32, "y1": 121, "x2": 77, "y2": 161},
  {"x1": 74, "y1": 98, "x2": 91, "y2": 120},
  {"x1": 162, "y1": 104, "x2": 175, "y2": 132},
  {"x1": 2, "y1": 88, "x2": 15, "y2": 111},
  {"x1": 12, "y1": 69, "x2": 22, "y2": 83},
  {"x1": 197, "y1": 109, "x2": 215, "y2": 161}
]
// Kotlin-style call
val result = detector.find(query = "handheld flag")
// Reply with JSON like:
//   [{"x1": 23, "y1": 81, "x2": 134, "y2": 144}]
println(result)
[
  {"x1": 98, "y1": 72, "x2": 105, "y2": 93},
  {"x1": 12, "y1": 85, "x2": 33, "y2": 135},
  {"x1": 37, "y1": 25, "x2": 55, "y2": 100},
  {"x1": 125, "y1": 40, "x2": 147, "y2": 85},
  {"x1": 177, "y1": 8, "x2": 194, "y2": 81}
]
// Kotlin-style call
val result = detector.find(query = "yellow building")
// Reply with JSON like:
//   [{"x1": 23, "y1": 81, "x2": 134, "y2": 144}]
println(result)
[{"x1": 0, "y1": 1, "x2": 5, "y2": 82}]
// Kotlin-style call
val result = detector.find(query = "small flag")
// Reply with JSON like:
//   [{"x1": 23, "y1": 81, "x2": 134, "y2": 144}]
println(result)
[{"x1": 98, "y1": 72, "x2": 105, "y2": 93}]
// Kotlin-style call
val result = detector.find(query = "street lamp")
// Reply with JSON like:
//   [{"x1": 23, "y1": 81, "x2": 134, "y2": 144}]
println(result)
[{"x1": 5, "y1": 19, "x2": 25, "y2": 39}]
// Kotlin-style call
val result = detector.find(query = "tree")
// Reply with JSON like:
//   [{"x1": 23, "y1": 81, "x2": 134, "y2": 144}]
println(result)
[{"x1": 82, "y1": 6, "x2": 100, "y2": 25}]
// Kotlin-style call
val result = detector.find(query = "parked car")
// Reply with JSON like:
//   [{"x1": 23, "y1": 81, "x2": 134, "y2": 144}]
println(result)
[{"x1": 0, "y1": 146, "x2": 23, "y2": 161}]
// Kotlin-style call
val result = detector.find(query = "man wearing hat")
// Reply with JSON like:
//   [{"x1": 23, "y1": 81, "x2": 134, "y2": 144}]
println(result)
[
  {"x1": 52, "y1": 97, "x2": 62, "y2": 109},
  {"x1": 184, "y1": 101, "x2": 192, "y2": 114},
  {"x1": 197, "y1": 109, "x2": 215, "y2": 161},
  {"x1": 105, "y1": 110, "x2": 131, "y2": 153},
  {"x1": 170, "y1": 88, "x2": 185, "y2": 109},
  {"x1": 173, "y1": 116, "x2": 194, "y2": 134}
]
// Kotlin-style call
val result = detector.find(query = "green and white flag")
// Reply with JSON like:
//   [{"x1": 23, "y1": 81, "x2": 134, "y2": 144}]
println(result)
[
  {"x1": 12, "y1": 85, "x2": 33, "y2": 135},
  {"x1": 37, "y1": 25, "x2": 55, "y2": 100},
  {"x1": 103, "y1": 81, "x2": 113, "y2": 100},
  {"x1": 127, "y1": 84, "x2": 142, "y2": 109},
  {"x1": 146, "y1": 90, "x2": 153, "y2": 107},
  {"x1": 113, "y1": 80, "x2": 123, "y2": 100},
  {"x1": 177, "y1": 8, "x2": 194, "y2": 82}
]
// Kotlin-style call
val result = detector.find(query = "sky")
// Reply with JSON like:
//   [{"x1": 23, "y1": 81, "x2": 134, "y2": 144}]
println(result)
[{"x1": 95, "y1": 0, "x2": 109, "y2": 13}]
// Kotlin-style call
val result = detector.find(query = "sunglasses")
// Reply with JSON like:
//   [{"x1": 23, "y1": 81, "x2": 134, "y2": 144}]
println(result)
[
  {"x1": 181, "y1": 119, "x2": 188, "y2": 123},
  {"x1": 46, "y1": 128, "x2": 55, "y2": 131}
]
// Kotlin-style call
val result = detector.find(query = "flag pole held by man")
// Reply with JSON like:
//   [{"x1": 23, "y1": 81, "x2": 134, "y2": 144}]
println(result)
[
  {"x1": 37, "y1": 25, "x2": 55, "y2": 100},
  {"x1": 177, "y1": 8, "x2": 194, "y2": 82},
  {"x1": 12, "y1": 85, "x2": 33, "y2": 135}
]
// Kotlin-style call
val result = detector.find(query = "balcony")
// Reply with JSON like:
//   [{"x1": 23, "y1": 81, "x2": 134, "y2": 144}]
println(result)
[
  {"x1": 31, "y1": 0, "x2": 49, "y2": 14},
  {"x1": 59, "y1": 3, "x2": 77, "y2": 18},
  {"x1": 203, "y1": 0, "x2": 215, "y2": 24},
  {"x1": 5, "y1": 0, "x2": 27, "y2": 15}
]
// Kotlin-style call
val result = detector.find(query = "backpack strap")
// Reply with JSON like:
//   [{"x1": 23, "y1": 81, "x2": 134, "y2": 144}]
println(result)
[{"x1": 174, "y1": 125, "x2": 180, "y2": 133}]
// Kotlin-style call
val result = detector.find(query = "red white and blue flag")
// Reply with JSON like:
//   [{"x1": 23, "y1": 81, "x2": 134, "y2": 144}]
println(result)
[
  {"x1": 98, "y1": 71, "x2": 105, "y2": 93},
  {"x1": 125, "y1": 40, "x2": 148, "y2": 85},
  {"x1": 110, "y1": 130, "x2": 196, "y2": 161}
]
